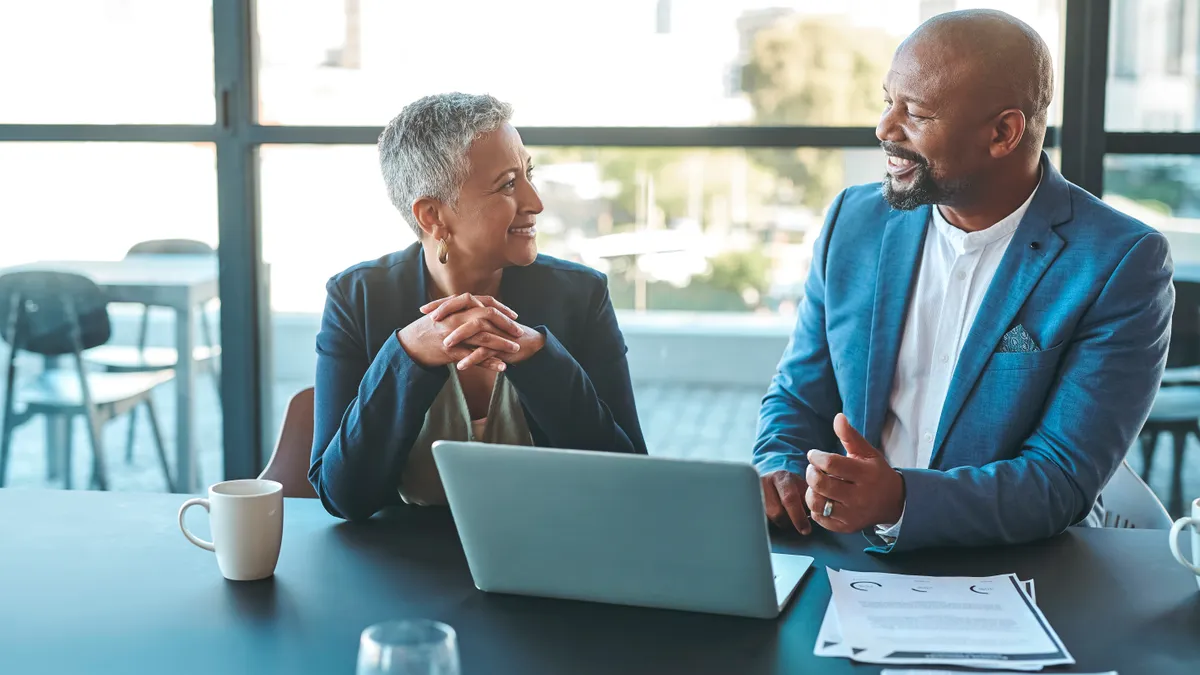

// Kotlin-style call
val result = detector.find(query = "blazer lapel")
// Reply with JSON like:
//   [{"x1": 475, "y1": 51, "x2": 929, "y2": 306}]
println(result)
[
  {"x1": 863, "y1": 206, "x2": 930, "y2": 447},
  {"x1": 928, "y1": 155, "x2": 1072, "y2": 467}
]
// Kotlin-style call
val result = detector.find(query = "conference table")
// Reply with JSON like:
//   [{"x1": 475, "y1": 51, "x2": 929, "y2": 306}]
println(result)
[
  {"x1": 3, "y1": 256, "x2": 219, "y2": 493},
  {"x1": 2, "y1": 489, "x2": 1198, "y2": 674}
]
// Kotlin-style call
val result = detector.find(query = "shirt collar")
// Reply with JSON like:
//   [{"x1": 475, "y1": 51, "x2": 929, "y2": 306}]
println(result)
[{"x1": 931, "y1": 170, "x2": 1042, "y2": 254}]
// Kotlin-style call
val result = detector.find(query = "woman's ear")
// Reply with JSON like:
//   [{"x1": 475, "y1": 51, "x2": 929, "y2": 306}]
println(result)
[{"x1": 412, "y1": 196, "x2": 448, "y2": 241}]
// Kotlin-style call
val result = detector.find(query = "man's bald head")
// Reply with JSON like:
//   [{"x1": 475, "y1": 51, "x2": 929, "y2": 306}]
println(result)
[
  {"x1": 904, "y1": 9, "x2": 1054, "y2": 146},
  {"x1": 878, "y1": 10, "x2": 1052, "y2": 213}
]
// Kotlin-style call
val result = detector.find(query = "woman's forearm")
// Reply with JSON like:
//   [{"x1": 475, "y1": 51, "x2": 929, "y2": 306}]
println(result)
[
  {"x1": 310, "y1": 335, "x2": 448, "y2": 520},
  {"x1": 504, "y1": 327, "x2": 647, "y2": 455}
]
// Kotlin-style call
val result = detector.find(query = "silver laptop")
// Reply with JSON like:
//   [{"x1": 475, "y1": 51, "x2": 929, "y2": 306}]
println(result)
[{"x1": 432, "y1": 441, "x2": 813, "y2": 619}]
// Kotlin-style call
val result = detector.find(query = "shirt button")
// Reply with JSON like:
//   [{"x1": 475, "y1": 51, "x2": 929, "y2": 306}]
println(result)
[
  {"x1": 940, "y1": 354, "x2": 949, "y2": 363},
  {"x1": 957, "y1": 271, "x2": 967, "y2": 280},
  {"x1": 923, "y1": 432, "x2": 933, "y2": 443}
]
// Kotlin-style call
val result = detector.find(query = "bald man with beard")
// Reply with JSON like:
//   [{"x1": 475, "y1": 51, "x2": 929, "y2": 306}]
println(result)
[{"x1": 753, "y1": 10, "x2": 1175, "y2": 552}]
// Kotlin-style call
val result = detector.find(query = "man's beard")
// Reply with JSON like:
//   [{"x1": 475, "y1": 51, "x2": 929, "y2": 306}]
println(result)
[{"x1": 879, "y1": 144, "x2": 966, "y2": 210}]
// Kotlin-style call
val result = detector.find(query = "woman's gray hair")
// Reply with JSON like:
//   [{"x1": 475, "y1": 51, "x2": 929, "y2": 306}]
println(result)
[{"x1": 378, "y1": 93, "x2": 514, "y2": 235}]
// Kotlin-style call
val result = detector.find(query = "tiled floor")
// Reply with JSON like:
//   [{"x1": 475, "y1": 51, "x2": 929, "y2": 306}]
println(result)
[{"x1": 4, "y1": 377, "x2": 1200, "y2": 519}]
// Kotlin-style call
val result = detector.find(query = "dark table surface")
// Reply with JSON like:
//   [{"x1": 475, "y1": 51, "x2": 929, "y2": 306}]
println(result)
[{"x1": 2, "y1": 489, "x2": 1198, "y2": 674}]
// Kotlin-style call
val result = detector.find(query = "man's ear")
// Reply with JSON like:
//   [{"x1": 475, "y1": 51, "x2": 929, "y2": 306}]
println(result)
[
  {"x1": 412, "y1": 196, "x2": 448, "y2": 240},
  {"x1": 989, "y1": 108, "x2": 1027, "y2": 159}
]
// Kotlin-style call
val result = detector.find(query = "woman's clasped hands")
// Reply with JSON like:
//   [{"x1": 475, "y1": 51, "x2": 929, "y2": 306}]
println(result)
[{"x1": 398, "y1": 293, "x2": 545, "y2": 372}]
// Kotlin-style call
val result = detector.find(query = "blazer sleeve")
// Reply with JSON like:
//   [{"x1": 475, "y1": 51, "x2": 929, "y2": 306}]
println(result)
[
  {"x1": 752, "y1": 190, "x2": 846, "y2": 476},
  {"x1": 503, "y1": 275, "x2": 648, "y2": 455},
  {"x1": 308, "y1": 278, "x2": 449, "y2": 521},
  {"x1": 877, "y1": 232, "x2": 1174, "y2": 552}
]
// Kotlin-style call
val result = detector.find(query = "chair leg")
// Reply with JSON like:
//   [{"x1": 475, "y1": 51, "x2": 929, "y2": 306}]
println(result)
[
  {"x1": 0, "y1": 407, "x2": 14, "y2": 490},
  {"x1": 1170, "y1": 430, "x2": 1188, "y2": 518},
  {"x1": 1139, "y1": 431, "x2": 1158, "y2": 483},
  {"x1": 70, "y1": 349, "x2": 108, "y2": 492},
  {"x1": 0, "y1": 341, "x2": 18, "y2": 489},
  {"x1": 82, "y1": 410, "x2": 107, "y2": 491},
  {"x1": 201, "y1": 310, "x2": 222, "y2": 403},
  {"x1": 124, "y1": 404, "x2": 139, "y2": 464},
  {"x1": 62, "y1": 415, "x2": 75, "y2": 490},
  {"x1": 142, "y1": 398, "x2": 175, "y2": 493},
  {"x1": 136, "y1": 306, "x2": 151, "y2": 352},
  {"x1": 43, "y1": 356, "x2": 63, "y2": 481}
]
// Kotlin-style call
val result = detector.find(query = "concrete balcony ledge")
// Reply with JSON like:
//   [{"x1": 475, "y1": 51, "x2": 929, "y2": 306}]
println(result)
[
  {"x1": 0, "y1": 308, "x2": 792, "y2": 389},
  {"x1": 614, "y1": 311, "x2": 792, "y2": 386},
  {"x1": 272, "y1": 310, "x2": 793, "y2": 387},
  {"x1": 614, "y1": 310, "x2": 795, "y2": 337}
]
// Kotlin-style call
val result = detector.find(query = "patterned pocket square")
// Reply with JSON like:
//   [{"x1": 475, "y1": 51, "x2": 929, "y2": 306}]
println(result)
[{"x1": 998, "y1": 324, "x2": 1040, "y2": 353}]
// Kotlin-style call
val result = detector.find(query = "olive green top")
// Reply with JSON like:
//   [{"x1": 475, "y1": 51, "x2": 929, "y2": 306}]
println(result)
[{"x1": 398, "y1": 367, "x2": 533, "y2": 505}]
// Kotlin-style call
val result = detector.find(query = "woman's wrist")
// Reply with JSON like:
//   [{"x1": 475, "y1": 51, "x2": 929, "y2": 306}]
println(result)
[
  {"x1": 396, "y1": 325, "x2": 440, "y2": 369},
  {"x1": 506, "y1": 326, "x2": 546, "y2": 365}
]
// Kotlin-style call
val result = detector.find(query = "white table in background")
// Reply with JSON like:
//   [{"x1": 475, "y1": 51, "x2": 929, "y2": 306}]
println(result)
[{"x1": 5, "y1": 255, "x2": 219, "y2": 493}]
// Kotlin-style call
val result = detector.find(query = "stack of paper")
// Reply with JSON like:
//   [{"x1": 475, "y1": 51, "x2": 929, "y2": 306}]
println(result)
[
  {"x1": 815, "y1": 570, "x2": 1074, "y2": 671},
  {"x1": 881, "y1": 671, "x2": 1116, "y2": 675}
]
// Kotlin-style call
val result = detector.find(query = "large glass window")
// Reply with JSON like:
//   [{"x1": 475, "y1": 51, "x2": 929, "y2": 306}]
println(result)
[
  {"x1": 255, "y1": 0, "x2": 1064, "y2": 128},
  {"x1": 260, "y1": 144, "x2": 889, "y2": 315},
  {"x1": 0, "y1": 143, "x2": 222, "y2": 492},
  {"x1": 1105, "y1": 154, "x2": 1200, "y2": 263},
  {"x1": 0, "y1": 1, "x2": 215, "y2": 124},
  {"x1": 261, "y1": 143, "x2": 888, "y2": 458},
  {"x1": 0, "y1": 143, "x2": 218, "y2": 267},
  {"x1": 1106, "y1": 0, "x2": 1200, "y2": 131},
  {"x1": 5, "y1": 0, "x2": 1159, "y2": 486}
]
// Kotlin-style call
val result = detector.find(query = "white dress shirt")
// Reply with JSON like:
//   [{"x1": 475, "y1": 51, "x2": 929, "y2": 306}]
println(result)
[{"x1": 876, "y1": 182, "x2": 1040, "y2": 539}]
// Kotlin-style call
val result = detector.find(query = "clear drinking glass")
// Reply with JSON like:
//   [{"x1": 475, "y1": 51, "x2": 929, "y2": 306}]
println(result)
[{"x1": 356, "y1": 620, "x2": 460, "y2": 675}]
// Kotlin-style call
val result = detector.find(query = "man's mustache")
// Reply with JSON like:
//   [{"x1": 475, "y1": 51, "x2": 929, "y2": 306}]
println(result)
[{"x1": 880, "y1": 142, "x2": 927, "y2": 166}]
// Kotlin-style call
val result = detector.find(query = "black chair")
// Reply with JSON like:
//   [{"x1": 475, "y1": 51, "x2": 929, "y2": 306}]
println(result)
[
  {"x1": 0, "y1": 271, "x2": 175, "y2": 491},
  {"x1": 1139, "y1": 279, "x2": 1200, "y2": 517},
  {"x1": 83, "y1": 239, "x2": 221, "y2": 463}
]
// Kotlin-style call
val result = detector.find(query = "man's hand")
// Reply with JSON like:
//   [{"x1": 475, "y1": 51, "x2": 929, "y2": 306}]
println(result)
[
  {"x1": 804, "y1": 413, "x2": 906, "y2": 534},
  {"x1": 761, "y1": 470, "x2": 812, "y2": 535}
]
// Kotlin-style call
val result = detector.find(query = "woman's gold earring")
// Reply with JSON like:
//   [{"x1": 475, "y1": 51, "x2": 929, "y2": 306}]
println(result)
[{"x1": 436, "y1": 238, "x2": 449, "y2": 265}]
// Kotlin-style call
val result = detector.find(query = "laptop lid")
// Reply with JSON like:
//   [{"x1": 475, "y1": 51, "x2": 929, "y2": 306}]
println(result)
[{"x1": 432, "y1": 441, "x2": 784, "y2": 618}]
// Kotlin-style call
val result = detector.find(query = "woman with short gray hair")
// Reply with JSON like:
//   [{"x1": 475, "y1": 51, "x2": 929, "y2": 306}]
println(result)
[{"x1": 309, "y1": 93, "x2": 647, "y2": 520}]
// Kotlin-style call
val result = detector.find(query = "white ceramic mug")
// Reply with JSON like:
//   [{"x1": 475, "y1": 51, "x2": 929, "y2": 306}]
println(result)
[
  {"x1": 178, "y1": 479, "x2": 284, "y2": 581},
  {"x1": 1169, "y1": 497, "x2": 1200, "y2": 591}
]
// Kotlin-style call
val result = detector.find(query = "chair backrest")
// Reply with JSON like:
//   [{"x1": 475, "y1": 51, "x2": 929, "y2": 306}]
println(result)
[
  {"x1": 0, "y1": 271, "x2": 111, "y2": 355},
  {"x1": 1167, "y1": 280, "x2": 1200, "y2": 368},
  {"x1": 259, "y1": 387, "x2": 317, "y2": 499},
  {"x1": 124, "y1": 239, "x2": 216, "y2": 348},
  {"x1": 125, "y1": 239, "x2": 215, "y2": 257},
  {"x1": 1100, "y1": 459, "x2": 1172, "y2": 529}
]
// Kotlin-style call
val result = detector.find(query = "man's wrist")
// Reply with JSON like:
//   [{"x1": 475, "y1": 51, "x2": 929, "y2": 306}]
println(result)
[{"x1": 887, "y1": 469, "x2": 907, "y2": 523}]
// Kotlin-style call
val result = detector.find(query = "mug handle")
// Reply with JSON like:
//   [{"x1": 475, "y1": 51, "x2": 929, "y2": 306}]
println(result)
[
  {"x1": 178, "y1": 498, "x2": 215, "y2": 552},
  {"x1": 1169, "y1": 516, "x2": 1200, "y2": 575}
]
